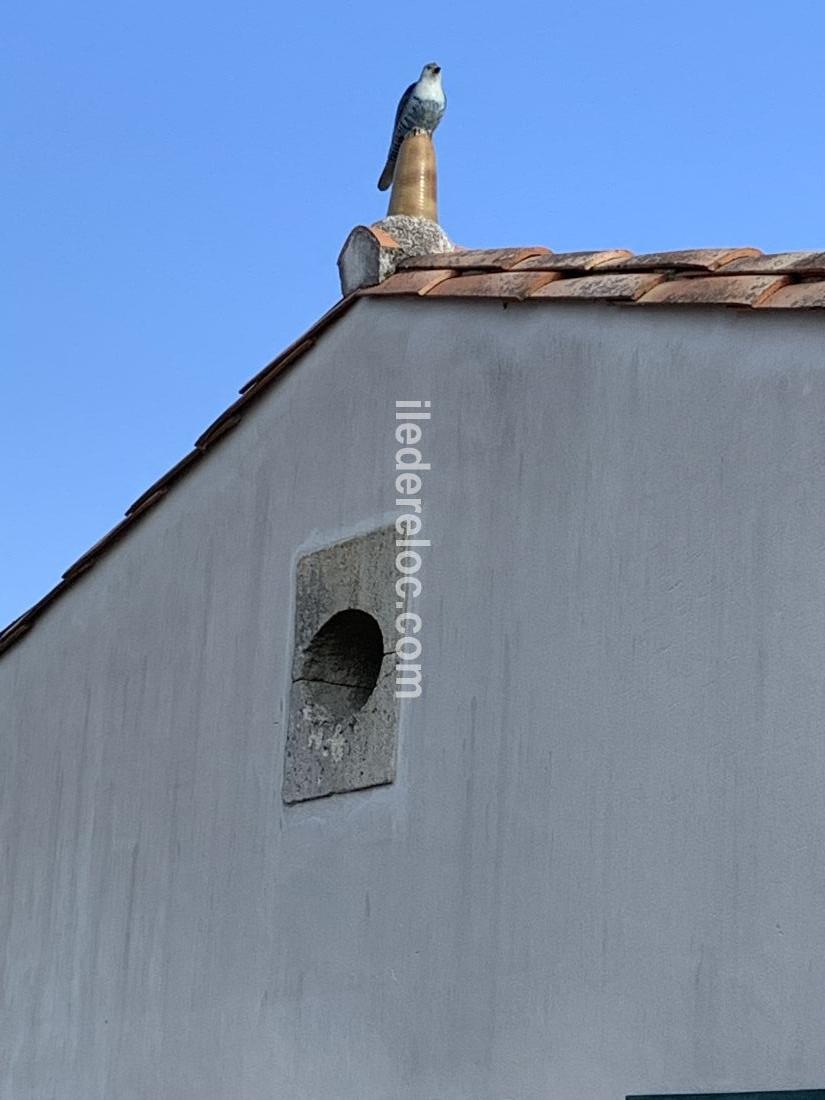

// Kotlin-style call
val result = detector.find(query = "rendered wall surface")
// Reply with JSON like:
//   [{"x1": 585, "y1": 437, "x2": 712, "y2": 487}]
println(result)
[{"x1": 2, "y1": 299, "x2": 825, "y2": 1098}]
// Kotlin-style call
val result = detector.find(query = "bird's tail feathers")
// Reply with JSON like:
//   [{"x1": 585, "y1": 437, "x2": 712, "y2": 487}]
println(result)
[{"x1": 377, "y1": 159, "x2": 395, "y2": 191}]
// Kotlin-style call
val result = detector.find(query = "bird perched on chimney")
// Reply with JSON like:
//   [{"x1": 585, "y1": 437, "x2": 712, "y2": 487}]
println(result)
[{"x1": 377, "y1": 63, "x2": 446, "y2": 191}]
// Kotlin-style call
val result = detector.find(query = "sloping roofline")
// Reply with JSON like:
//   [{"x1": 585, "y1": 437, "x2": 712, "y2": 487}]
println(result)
[{"x1": 4, "y1": 243, "x2": 825, "y2": 657}]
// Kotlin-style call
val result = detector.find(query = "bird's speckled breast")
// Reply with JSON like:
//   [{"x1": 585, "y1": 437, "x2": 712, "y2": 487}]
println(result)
[{"x1": 407, "y1": 96, "x2": 444, "y2": 131}]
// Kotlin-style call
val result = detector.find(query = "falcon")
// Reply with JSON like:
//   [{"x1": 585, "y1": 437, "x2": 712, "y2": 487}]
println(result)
[{"x1": 377, "y1": 63, "x2": 446, "y2": 191}]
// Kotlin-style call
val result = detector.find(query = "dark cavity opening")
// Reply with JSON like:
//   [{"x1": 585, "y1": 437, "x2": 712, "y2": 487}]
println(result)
[{"x1": 298, "y1": 609, "x2": 384, "y2": 721}]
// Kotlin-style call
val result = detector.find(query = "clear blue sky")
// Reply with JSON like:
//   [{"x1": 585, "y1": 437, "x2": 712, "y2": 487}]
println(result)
[{"x1": 4, "y1": 0, "x2": 825, "y2": 628}]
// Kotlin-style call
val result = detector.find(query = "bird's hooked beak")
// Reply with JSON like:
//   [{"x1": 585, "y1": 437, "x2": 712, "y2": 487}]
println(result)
[{"x1": 423, "y1": 62, "x2": 441, "y2": 77}]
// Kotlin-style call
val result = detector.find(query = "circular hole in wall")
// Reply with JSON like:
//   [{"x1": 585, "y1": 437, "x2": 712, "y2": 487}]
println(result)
[{"x1": 299, "y1": 609, "x2": 384, "y2": 721}]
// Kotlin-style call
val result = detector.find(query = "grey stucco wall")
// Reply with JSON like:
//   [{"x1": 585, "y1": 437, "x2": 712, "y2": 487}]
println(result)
[{"x1": 2, "y1": 298, "x2": 825, "y2": 1098}]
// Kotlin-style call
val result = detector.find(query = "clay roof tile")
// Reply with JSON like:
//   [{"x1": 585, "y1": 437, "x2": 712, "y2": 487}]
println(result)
[
  {"x1": 512, "y1": 250, "x2": 633, "y2": 272},
  {"x1": 602, "y1": 248, "x2": 762, "y2": 273},
  {"x1": 399, "y1": 247, "x2": 552, "y2": 272},
  {"x1": 754, "y1": 280, "x2": 825, "y2": 309},
  {"x1": 423, "y1": 270, "x2": 560, "y2": 299},
  {"x1": 721, "y1": 252, "x2": 825, "y2": 276},
  {"x1": 529, "y1": 272, "x2": 666, "y2": 302},
  {"x1": 636, "y1": 274, "x2": 788, "y2": 307}
]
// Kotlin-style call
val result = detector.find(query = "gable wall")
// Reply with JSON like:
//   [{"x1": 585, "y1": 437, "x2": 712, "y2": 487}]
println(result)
[{"x1": 3, "y1": 299, "x2": 825, "y2": 1098}]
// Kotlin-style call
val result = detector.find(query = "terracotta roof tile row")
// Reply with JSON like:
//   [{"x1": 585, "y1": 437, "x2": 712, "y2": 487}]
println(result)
[
  {"x1": 361, "y1": 246, "x2": 825, "y2": 308},
  {"x1": 3, "y1": 241, "x2": 825, "y2": 657}
]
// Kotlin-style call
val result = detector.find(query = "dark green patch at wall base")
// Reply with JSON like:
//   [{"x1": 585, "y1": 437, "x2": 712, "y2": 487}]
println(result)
[{"x1": 630, "y1": 1092, "x2": 825, "y2": 1100}]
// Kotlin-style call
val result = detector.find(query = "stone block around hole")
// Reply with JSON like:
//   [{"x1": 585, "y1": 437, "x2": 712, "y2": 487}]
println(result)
[{"x1": 282, "y1": 526, "x2": 400, "y2": 803}]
